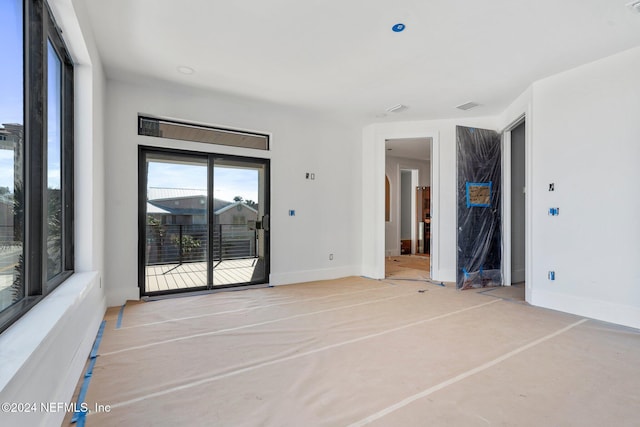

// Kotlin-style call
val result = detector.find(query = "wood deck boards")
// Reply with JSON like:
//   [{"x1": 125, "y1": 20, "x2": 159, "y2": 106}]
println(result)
[{"x1": 145, "y1": 258, "x2": 265, "y2": 292}]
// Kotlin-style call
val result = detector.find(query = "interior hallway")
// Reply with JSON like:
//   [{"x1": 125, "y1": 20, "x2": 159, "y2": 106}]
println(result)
[
  {"x1": 66, "y1": 276, "x2": 639, "y2": 426},
  {"x1": 385, "y1": 255, "x2": 430, "y2": 280}
]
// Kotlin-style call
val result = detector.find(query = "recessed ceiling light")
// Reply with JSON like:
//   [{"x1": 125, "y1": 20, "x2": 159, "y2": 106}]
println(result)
[
  {"x1": 627, "y1": 1, "x2": 640, "y2": 13},
  {"x1": 456, "y1": 101, "x2": 480, "y2": 111},
  {"x1": 386, "y1": 104, "x2": 408, "y2": 113},
  {"x1": 177, "y1": 66, "x2": 195, "y2": 75}
]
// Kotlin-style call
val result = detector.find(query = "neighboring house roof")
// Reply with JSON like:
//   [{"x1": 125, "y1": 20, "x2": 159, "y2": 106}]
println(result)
[
  {"x1": 146, "y1": 202, "x2": 171, "y2": 214},
  {"x1": 215, "y1": 201, "x2": 258, "y2": 215},
  {"x1": 146, "y1": 188, "x2": 257, "y2": 216},
  {"x1": 147, "y1": 187, "x2": 233, "y2": 212}
]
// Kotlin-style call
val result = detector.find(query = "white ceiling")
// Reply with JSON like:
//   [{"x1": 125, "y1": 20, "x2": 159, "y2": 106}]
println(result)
[
  {"x1": 386, "y1": 138, "x2": 431, "y2": 161},
  {"x1": 85, "y1": 0, "x2": 640, "y2": 124}
]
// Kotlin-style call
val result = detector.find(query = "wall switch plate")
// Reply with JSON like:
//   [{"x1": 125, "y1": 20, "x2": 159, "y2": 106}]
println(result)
[
  {"x1": 305, "y1": 173, "x2": 310, "y2": 179},
  {"x1": 310, "y1": 173, "x2": 315, "y2": 180},
  {"x1": 548, "y1": 271, "x2": 555, "y2": 281},
  {"x1": 329, "y1": 253, "x2": 333, "y2": 260},
  {"x1": 549, "y1": 183, "x2": 555, "y2": 191},
  {"x1": 289, "y1": 210, "x2": 295, "y2": 216}
]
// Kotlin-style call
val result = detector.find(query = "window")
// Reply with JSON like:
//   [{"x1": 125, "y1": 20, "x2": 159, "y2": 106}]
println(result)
[
  {"x1": 0, "y1": 0, "x2": 74, "y2": 332},
  {"x1": 138, "y1": 116, "x2": 269, "y2": 150}
]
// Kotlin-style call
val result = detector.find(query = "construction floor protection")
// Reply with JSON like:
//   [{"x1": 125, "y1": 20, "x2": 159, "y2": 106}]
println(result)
[{"x1": 65, "y1": 276, "x2": 640, "y2": 426}]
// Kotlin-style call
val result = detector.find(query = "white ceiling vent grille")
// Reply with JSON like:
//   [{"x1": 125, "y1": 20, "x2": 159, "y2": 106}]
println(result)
[
  {"x1": 386, "y1": 104, "x2": 408, "y2": 113},
  {"x1": 627, "y1": 1, "x2": 640, "y2": 13},
  {"x1": 456, "y1": 101, "x2": 480, "y2": 111}
]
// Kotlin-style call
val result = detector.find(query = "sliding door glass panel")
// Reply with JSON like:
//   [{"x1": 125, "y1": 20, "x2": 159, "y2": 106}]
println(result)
[
  {"x1": 140, "y1": 149, "x2": 269, "y2": 296},
  {"x1": 144, "y1": 154, "x2": 208, "y2": 293},
  {"x1": 212, "y1": 158, "x2": 268, "y2": 286}
]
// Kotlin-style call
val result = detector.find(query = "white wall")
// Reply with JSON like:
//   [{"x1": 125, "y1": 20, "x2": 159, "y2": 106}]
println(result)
[
  {"x1": 363, "y1": 117, "x2": 498, "y2": 282},
  {"x1": 0, "y1": 0, "x2": 107, "y2": 425},
  {"x1": 366, "y1": 48, "x2": 640, "y2": 330},
  {"x1": 529, "y1": 46, "x2": 640, "y2": 329},
  {"x1": 104, "y1": 78, "x2": 362, "y2": 306},
  {"x1": 385, "y1": 156, "x2": 430, "y2": 255}
]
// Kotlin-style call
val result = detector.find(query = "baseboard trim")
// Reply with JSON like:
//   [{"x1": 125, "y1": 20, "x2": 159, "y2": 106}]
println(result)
[
  {"x1": 532, "y1": 288, "x2": 640, "y2": 330},
  {"x1": 270, "y1": 265, "x2": 360, "y2": 286},
  {"x1": 434, "y1": 268, "x2": 456, "y2": 284},
  {"x1": 106, "y1": 286, "x2": 140, "y2": 307}
]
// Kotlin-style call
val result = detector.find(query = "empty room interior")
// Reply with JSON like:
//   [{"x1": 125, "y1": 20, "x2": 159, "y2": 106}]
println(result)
[{"x1": 1, "y1": 1, "x2": 639, "y2": 426}]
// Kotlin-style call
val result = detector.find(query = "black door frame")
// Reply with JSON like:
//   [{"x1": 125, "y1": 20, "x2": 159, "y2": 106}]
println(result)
[{"x1": 138, "y1": 146, "x2": 271, "y2": 297}]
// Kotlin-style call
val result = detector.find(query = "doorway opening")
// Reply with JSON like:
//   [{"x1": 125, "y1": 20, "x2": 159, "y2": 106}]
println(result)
[
  {"x1": 496, "y1": 117, "x2": 527, "y2": 303},
  {"x1": 510, "y1": 121, "x2": 526, "y2": 286},
  {"x1": 138, "y1": 147, "x2": 270, "y2": 297},
  {"x1": 384, "y1": 138, "x2": 432, "y2": 280}
]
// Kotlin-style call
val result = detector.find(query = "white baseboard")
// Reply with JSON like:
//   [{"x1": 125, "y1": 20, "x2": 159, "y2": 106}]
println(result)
[
  {"x1": 270, "y1": 265, "x2": 360, "y2": 286},
  {"x1": 106, "y1": 285, "x2": 140, "y2": 307},
  {"x1": 532, "y1": 288, "x2": 640, "y2": 330},
  {"x1": 434, "y1": 268, "x2": 456, "y2": 284}
]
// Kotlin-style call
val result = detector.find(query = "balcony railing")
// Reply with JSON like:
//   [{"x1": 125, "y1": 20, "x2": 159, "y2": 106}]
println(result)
[{"x1": 146, "y1": 223, "x2": 257, "y2": 266}]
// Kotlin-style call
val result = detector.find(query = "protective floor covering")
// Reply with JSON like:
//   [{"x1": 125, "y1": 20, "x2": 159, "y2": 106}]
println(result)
[
  {"x1": 68, "y1": 276, "x2": 640, "y2": 426},
  {"x1": 477, "y1": 282, "x2": 526, "y2": 303},
  {"x1": 385, "y1": 255, "x2": 430, "y2": 280}
]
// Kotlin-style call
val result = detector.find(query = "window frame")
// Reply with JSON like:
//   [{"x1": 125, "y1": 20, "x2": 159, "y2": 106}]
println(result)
[
  {"x1": 138, "y1": 115, "x2": 270, "y2": 151},
  {"x1": 0, "y1": 0, "x2": 74, "y2": 333}
]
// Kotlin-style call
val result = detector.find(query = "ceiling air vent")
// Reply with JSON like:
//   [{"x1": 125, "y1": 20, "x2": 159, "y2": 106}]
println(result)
[
  {"x1": 627, "y1": 1, "x2": 640, "y2": 13},
  {"x1": 386, "y1": 104, "x2": 408, "y2": 113},
  {"x1": 456, "y1": 101, "x2": 480, "y2": 111}
]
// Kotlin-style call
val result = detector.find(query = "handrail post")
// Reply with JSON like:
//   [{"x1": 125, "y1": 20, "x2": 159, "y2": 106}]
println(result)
[
  {"x1": 178, "y1": 224, "x2": 183, "y2": 265},
  {"x1": 218, "y1": 224, "x2": 223, "y2": 262}
]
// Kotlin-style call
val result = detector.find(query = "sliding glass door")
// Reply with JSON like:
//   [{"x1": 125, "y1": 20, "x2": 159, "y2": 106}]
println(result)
[
  {"x1": 139, "y1": 148, "x2": 270, "y2": 296},
  {"x1": 212, "y1": 157, "x2": 269, "y2": 286}
]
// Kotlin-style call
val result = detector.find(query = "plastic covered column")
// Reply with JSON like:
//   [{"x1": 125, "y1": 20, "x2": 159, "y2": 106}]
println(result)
[{"x1": 456, "y1": 126, "x2": 502, "y2": 290}]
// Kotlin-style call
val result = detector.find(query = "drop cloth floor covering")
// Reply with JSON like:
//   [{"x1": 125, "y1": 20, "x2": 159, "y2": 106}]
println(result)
[
  {"x1": 68, "y1": 276, "x2": 640, "y2": 426},
  {"x1": 384, "y1": 255, "x2": 430, "y2": 280}
]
